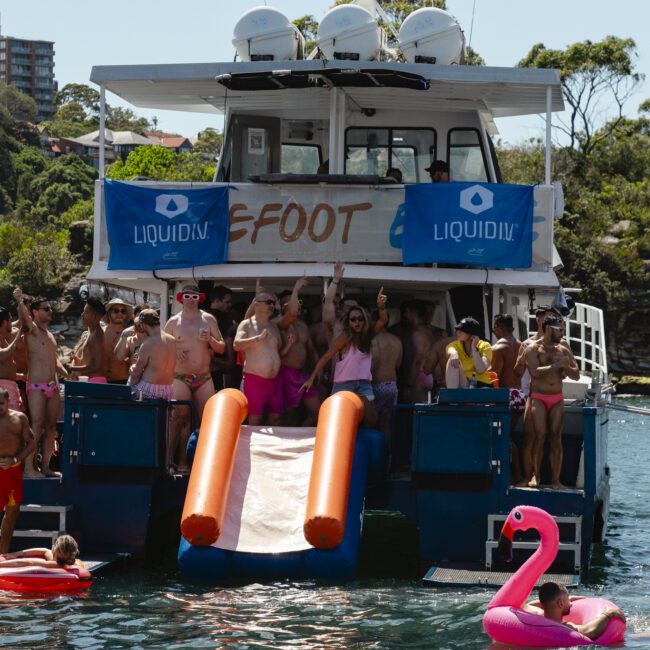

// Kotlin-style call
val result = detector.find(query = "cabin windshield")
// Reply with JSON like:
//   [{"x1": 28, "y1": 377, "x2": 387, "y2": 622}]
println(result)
[{"x1": 344, "y1": 128, "x2": 436, "y2": 182}]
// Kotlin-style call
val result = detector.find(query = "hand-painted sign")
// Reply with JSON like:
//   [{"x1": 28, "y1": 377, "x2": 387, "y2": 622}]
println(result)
[
  {"x1": 403, "y1": 182, "x2": 534, "y2": 268},
  {"x1": 104, "y1": 180, "x2": 229, "y2": 270}
]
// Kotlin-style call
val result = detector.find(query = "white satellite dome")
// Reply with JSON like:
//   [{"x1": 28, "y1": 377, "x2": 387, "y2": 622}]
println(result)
[
  {"x1": 398, "y1": 7, "x2": 464, "y2": 65},
  {"x1": 232, "y1": 7, "x2": 304, "y2": 61},
  {"x1": 317, "y1": 4, "x2": 383, "y2": 61}
]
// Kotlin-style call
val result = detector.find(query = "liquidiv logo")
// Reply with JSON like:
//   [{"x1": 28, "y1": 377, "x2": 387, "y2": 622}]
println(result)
[{"x1": 154, "y1": 194, "x2": 189, "y2": 219}]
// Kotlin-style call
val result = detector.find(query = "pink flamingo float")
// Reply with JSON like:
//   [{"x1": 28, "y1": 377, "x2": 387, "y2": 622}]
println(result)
[{"x1": 483, "y1": 505, "x2": 625, "y2": 647}]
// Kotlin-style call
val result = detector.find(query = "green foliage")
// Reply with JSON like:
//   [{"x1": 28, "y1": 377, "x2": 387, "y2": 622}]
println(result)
[
  {"x1": 293, "y1": 15, "x2": 319, "y2": 53},
  {"x1": 54, "y1": 83, "x2": 100, "y2": 115},
  {"x1": 518, "y1": 36, "x2": 644, "y2": 157},
  {"x1": 107, "y1": 145, "x2": 215, "y2": 181},
  {"x1": 193, "y1": 127, "x2": 223, "y2": 156},
  {"x1": 0, "y1": 81, "x2": 37, "y2": 122},
  {"x1": 106, "y1": 106, "x2": 150, "y2": 133}
]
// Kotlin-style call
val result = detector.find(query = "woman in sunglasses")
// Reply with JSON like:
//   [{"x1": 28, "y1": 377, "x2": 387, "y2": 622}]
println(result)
[{"x1": 301, "y1": 287, "x2": 388, "y2": 427}]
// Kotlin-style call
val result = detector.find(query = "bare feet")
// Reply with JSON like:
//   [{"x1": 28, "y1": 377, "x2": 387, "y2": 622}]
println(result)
[
  {"x1": 551, "y1": 481, "x2": 566, "y2": 490},
  {"x1": 41, "y1": 468, "x2": 62, "y2": 478},
  {"x1": 528, "y1": 475, "x2": 539, "y2": 488},
  {"x1": 514, "y1": 479, "x2": 531, "y2": 487},
  {"x1": 23, "y1": 468, "x2": 46, "y2": 479}
]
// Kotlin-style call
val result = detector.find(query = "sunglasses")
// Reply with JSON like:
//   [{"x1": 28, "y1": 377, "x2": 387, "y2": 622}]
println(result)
[
  {"x1": 182, "y1": 293, "x2": 201, "y2": 301},
  {"x1": 549, "y1": 325, "x2": 564, "y2": 332},
  {"x1": 348, "y1": 316, "x2": 364, "y2": 323},
  {"x1": 257, "y1": 299, "x2": 276, "y2": 306},
  {"x1": 111, "y1": 307, "x2": 128, "y2": 314},
  {"x1": 36, "y1": 306, "x2": 52, "y2": 312}
]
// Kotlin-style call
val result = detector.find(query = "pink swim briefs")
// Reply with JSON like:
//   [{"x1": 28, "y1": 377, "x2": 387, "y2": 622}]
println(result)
[{"x1": 279, "y1": 365, "x2": 318, "y2": 409}]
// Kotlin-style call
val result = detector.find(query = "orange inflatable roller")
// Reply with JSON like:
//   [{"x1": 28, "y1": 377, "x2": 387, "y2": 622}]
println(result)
[
  {"x1": 181, "y1": 388, "x2": 248, "y2": 546},
  {"x1": 304, "y1": 391, "x2": 364, "y2": 549}
]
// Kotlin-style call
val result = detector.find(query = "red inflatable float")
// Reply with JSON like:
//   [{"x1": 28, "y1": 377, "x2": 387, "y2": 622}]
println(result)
[{"x1": 0, "y1": 564, "x2": 92, "y2": 593}]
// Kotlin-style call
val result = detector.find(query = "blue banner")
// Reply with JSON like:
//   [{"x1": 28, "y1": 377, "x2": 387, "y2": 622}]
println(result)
[
  {"x1": 105, "y1": 180, "x2": 229, "y2": 270},
  {"x1": 403, "y1": 182, "x2": 534, "y2": 268}
]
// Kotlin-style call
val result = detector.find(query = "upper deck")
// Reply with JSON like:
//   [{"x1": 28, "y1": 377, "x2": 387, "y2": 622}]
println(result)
[{"x1": 89, "y1": 60, "x2": 564, "y2": 293}]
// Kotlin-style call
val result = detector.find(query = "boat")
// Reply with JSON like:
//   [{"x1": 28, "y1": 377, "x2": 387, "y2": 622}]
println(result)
[{"x1": 20, "y1": 3, "x2": 612, "y2": 586}]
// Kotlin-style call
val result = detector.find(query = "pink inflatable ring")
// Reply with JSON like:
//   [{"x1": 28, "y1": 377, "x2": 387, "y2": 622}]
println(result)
[{"x1": 483, "y1": 506, "x2": 625, "y2": 647}]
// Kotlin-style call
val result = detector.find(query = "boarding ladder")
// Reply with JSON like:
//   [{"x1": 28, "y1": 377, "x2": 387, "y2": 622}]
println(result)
[
  {"x1": 485, "y1": 513, "x2": 582, "y2": 574},
  {"x1": 13, "y1": 504, "x2": 73, "y2": 546}
]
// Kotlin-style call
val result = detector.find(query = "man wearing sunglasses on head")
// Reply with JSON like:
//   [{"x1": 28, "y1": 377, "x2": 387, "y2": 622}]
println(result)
[
  {"x1": 13, "y1": 287, "x2": 68, "y2": 478},
  {"x1": 102, "y1": 298, "x2": 134, "y2": 384},
  {"x1": 523, "y1": 315, "x2": 580, "y2": 490},
  {"x1": 164, "y1": 285, "x2": 225, "y2": 472},
  {"x1": 234, "y1": 278, "x2": 306, "y2": 426}
]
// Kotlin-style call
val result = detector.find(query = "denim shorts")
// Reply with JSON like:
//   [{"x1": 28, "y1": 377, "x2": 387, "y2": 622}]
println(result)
[{"x1": 331, "y1": 380, "x2": 375, "y2": 401}]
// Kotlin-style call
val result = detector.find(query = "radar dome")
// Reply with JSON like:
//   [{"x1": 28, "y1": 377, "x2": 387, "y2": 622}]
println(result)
[
  {"x1": 317, "y1": 4, "x2": 383, "y2": 61},
  {"x1": 398, "y1": 8, "x2": 464, "y2": 65},
  {"x1": 232, "y1": 7, "x2": 304, "y2": 61}
]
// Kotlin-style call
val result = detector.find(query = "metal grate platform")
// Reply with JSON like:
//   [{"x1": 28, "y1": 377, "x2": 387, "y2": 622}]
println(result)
[{"x1": 422, "y1": 566, "x2": 580, "y2": 588}]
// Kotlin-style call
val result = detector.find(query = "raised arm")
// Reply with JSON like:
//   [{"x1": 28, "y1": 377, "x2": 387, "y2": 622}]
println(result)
[
  {"x1": 276, "y1": 277, "x2": 308, "y2": 328},
  {"x1": 13, "y1": 287, "x2": 35, "y2": 334},
  {"x1": 372, "y1": 286, "x2": 388, "y2": 335},
  {"x1": 322, "y1": 261, "x2": 344, "y2": 328},
  {"x1": 129, "y1": 343, "x2": 150, "y2": 386}
]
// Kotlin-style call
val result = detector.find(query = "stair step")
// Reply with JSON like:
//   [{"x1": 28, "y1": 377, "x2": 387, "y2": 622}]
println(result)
[
  {"x1": 12, "y1": 529, "x2": 61, "y2": 539},
  {"x1": 21, "y1": 504, "x2": 72, "y2": 514},
  {"x1": 486, "y1": 540, "x2": 580, "y2": 550}
]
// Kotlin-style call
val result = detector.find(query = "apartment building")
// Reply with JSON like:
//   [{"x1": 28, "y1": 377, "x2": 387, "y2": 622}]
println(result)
[{"x1": 0, "y1": 35, "x2": 58, "y2": 121}]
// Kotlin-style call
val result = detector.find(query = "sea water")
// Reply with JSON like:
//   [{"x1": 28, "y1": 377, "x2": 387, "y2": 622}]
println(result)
[{"x1": 1, "y1": 396, "x2": 649, "y2": 649}]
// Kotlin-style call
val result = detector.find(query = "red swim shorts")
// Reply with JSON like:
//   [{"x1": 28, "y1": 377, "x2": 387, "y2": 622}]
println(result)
[
  {"x1": 0, "y1": 463, "x2": 23, "y2": 511},
  {"x1": 242, "y1": 372, "x2": 284, "y2": 417}
]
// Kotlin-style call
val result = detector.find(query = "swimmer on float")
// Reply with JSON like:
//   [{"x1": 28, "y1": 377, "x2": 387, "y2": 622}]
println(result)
[
  {"x1": 525, "y1": 581, "x2": 625, "y2": 641},
  {"x1": 0, "y1": 534, "x2": 79, "y2": 568}
]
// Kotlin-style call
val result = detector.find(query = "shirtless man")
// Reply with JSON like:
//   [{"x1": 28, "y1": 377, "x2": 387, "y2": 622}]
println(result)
[
  {"x1": 525, "y1": 582, "x2": 625, "y2": 641},
  {"x1": 491, "y1": 313, "x2": 525, "y2": 482},
  {"x1": 277, "y1": 290, "x2": 320, "y2": 425},
  {"x1": 422, "y1": 335, "x2": 455, "y2": 389},
  {"x1": 0, "y1": 307, "x2": 24, "y2": 412},
  {"x1": 371, "y1": 321, "x2": 402, "y2": 440},
  {"x1": 209, "y1": 285, "x2": 237, "y2": 390},
  {"x1": 102, "y1": 298, "x2": 133, "y2": 384},
  {"x1": 234, "y1": 280, "x2": 303, "y2": 426},
  {"x1": 164, "y1": 285, "x2": 225, "y2": 470},
  {"x1": 13, "y1": 287, "x2": 68, "y2": 478},
  {"x1": 524, "y1": 315, "x2": 580, "y2": 489},
  {"x1": 0, "y1": 387, "x2": 36, "y2": 552},
  {"x1": 68, "y1": 298, "x2": 107, "y2": 381},
  {"x1": 401, "y1": 300, "x2": 436, "y2": 403},
  {"x1": 130, "y1": 309, "x2": 177, "y2": 400},
  {"x1": 515, "y1": 306, "x2": 565, "y2": 487}
]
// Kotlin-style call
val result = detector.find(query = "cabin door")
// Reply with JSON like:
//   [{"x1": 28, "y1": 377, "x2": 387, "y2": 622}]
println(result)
[{"x1": 230, "y1": 115, "x2": 281, "y2": 181}]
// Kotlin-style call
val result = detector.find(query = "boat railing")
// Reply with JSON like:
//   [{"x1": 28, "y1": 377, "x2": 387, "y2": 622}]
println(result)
[
  {"x1": 528, "y1": 303, "x2": 608, "y2": 381},
  {"x1": 567, "y1": 303, "x2": 608, "y2": 381}
]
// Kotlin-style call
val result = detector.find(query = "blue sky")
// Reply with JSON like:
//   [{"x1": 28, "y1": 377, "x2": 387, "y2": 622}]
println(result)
[{"x1": 1, "y1": 0, "x2": 647, "y2": 144}]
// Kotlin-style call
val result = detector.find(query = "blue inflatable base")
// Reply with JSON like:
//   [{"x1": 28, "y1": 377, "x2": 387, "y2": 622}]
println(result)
[{"x1": 179, "y1": 428, "x2": 385, "y2": 582}]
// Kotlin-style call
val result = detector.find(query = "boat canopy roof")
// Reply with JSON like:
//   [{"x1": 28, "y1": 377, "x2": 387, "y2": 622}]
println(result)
[{"x1": 90, "y1": 60, "x2": 564, "y2": 119}]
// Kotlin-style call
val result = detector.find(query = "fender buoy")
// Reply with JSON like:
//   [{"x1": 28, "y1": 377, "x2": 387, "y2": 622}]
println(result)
[{"x1": 0, "y1": 564, "x2": 92, "y2": 593}]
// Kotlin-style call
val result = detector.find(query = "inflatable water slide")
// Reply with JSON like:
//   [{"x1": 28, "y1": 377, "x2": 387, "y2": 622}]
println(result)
[{"x1": 178, "y1": 389, "x2": 385, "y2": 582}]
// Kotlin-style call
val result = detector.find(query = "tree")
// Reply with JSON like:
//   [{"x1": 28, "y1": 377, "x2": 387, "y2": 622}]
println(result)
[
  {"x1": 293, "y1": 15, "x2": 319, "y2": 54},
  {"x1": 193, "y1": 127, "x2": 223, "y2": 156},
  {"x1": 107, "y1": 145, "x2": 215, "y2": 182},
  {"x1": 106, "y1": 106, "x2": 150, "y2": 133},
  {"x1": 518, "y1": 36, "x2": 644, "y2": 159},
  {"x1": 54, "y1": 83, "x2": 100, "y2": 115},
  {"x1": 55, "y1": 102, "x2": 87, "y2": 123},
  {"x1": 0, "y1": 81, "x2": 37, "y2": 122}
]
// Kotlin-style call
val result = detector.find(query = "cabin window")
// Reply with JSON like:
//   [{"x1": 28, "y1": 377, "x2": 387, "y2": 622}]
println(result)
[
  {"x1": 448, "y1": 128, "x2": 489, "y2": 182},
  {"x1": 281, "y1": 144, "x2": 322, "y2": 174},
  {"x1": 344, "y1": 128, "x2": 436, "y2": 182}
]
